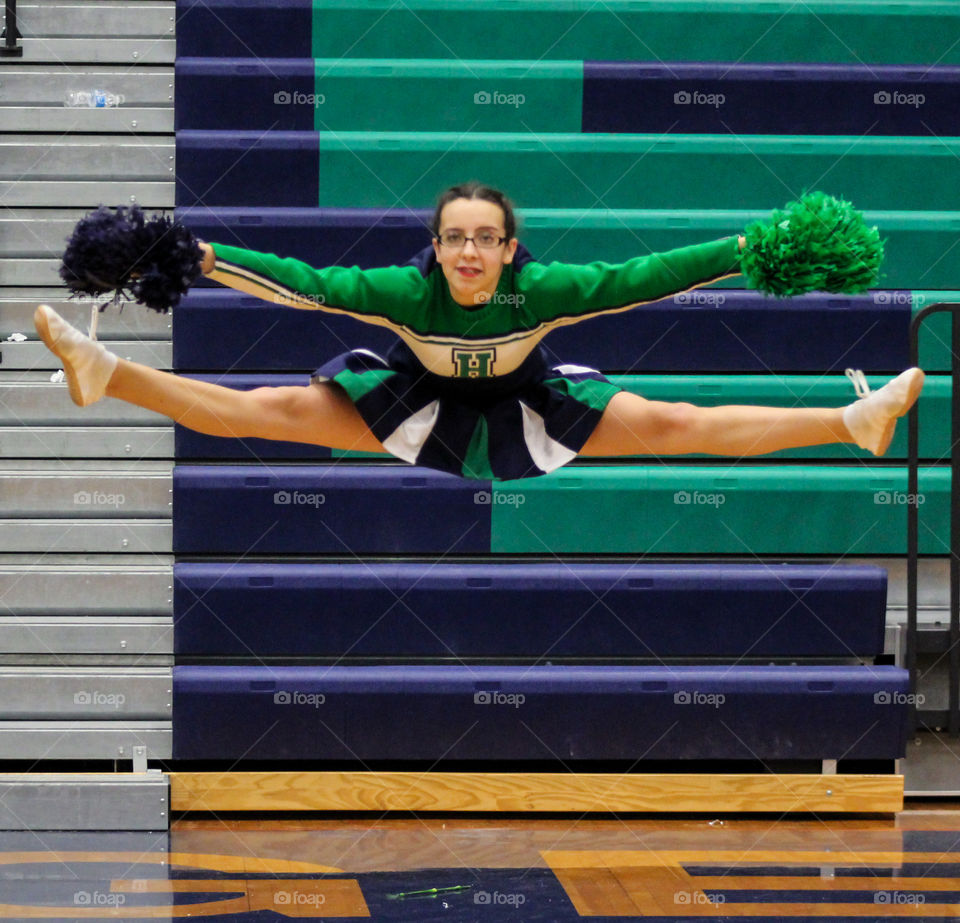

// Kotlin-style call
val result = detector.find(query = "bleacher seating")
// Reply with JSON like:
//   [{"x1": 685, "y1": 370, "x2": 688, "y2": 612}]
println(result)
[
  {"x1": 174, "y1": 562, "x2": 887, "y2": 658},
  {"x1": 165, "y1": 0, "x2": 960, "y2": 803},
  {"x1": 176, "y1": 58, "x2": 960, "y2": 135}
]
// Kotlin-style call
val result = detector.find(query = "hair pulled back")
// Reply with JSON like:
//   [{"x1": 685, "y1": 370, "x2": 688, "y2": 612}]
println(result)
[{"x1": 431, "y1": 182, "x2": 516, "y2": 241}]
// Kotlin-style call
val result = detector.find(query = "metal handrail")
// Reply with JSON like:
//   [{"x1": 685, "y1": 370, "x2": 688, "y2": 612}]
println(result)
[
  {"x1": 908, "y1": 302, "x2": 960, "y2": 738},
  {"x1": 1, "y1": 0, "x2": 23, "y2": 57}
]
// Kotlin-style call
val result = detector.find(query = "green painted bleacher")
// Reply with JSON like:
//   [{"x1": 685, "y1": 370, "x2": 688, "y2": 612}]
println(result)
[
  {"x1": 312, "y1": 60, "x2": 582, "y2": 132},
  {"x1": 309, "y1": 0, "x2": 960, "y2": 65},
  {"x1": 490, "y1": 466, "x2": 949, "y2": 554},
  {"x1": 314, "y1": 133, "x2": 960, "y2": 211}
]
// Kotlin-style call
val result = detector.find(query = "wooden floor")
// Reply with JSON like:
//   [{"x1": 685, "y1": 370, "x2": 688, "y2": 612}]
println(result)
[{"x1": 2, "y1": 803, "x2": 960, "y2": 919}]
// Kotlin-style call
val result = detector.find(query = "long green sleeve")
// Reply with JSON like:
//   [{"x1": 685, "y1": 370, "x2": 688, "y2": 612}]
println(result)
[
  {"x1": 208, "y1": 242, "x2": 431, "y2": 327},
  {"x1": 515, "y1": 236, "x2": 742, "y2": 324}
]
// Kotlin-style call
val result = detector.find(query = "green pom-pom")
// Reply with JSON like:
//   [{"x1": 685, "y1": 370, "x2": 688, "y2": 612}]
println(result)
[{"x1": 739, "y1": 191, "x2": 884, "y2": 296}]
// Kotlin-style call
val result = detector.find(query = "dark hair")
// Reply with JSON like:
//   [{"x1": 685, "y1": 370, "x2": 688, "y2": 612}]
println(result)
[{"x1": 431, "y1": 182, "x2": 516, "y2": 241}]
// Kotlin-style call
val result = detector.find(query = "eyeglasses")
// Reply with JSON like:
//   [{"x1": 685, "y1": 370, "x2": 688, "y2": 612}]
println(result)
[{"x1": 437, "y1": 230, "x2": 507, "y2": 249}]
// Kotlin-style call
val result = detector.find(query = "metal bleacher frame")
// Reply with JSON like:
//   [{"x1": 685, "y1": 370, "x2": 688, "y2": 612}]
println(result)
[
  {"x1": 0, "y1": 0, "x2": 174, "y2": 832},
  {"x1": 908, "y1": 302, "x2": 960, "y2": 740},
  {"x1": 1, "y1": 0, "x2": 23, "y2": 57}
]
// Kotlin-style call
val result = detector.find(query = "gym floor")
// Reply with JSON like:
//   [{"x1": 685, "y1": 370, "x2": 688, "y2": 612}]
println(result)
[{"x1": 3, "y1": 805, "x2": 959, "y2": 920}]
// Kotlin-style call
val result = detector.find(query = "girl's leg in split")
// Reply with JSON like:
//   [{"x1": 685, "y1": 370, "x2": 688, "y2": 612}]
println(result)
[
  {"x1": 581, "y1": 367, "x2": 925, "y2": 459},
  {"x1": 105, "y1": 359, "x2": 384, "y2": 452},
  {"x1": 581, "y1": 394, "x2": 851, "y2": 458},
  {"x1": 35, "y1": 304, "x2": 383, "y2": 453}
]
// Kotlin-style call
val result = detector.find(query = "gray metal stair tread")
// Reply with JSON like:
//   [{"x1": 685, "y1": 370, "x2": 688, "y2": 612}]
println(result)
[
  {"x1": 0, "y1": 562, "x2": 171, "y2": 573},
  {"x1": 0, "y1": 615, "x2": 172, "y2": 631},
  {"x1": 0, "y1": 183, "x2": 175, "y2": 208},
  {"x1": 3, "y1": 340, "x2": 172, "y2": 369},
  {"x1": 0, "y1": 138, "x2": 173, "y2": 177},
  {"x1": 0, "y1": 665, "x2": 171, "y2": 675},
  {"x1": 0, "y1": 773, "x2": 166, "y2": 782},
  {"x1": 2, "y1": 262, "x2": 178, "y2": 288},
  {"x1": 1, "y1": 205, "x2": 176, "y2": 222},
  {"x1": 0, "y1": 210, "x2": 178, "y2": 258},
  {"x1": 2, "y1": 259, "x2": 73, "y2": 286},
  {"x1": 0, "y1": 66, "x2": 174, "y2": 103},
  {"x1": 3, "y1": 108, "x2": 175, "y2": 132},
  {"x1": 0, "y1": 553, "x2": 173, "y2": 565},
  {"x1": 0, "y1": 578, "x2": 172, "y2": 616},
  {"x1": 0, "y1": 428, "x2": 175, "y2": 460},
  {"x1": 18, "y1": 2, "x2": 175, "y2": 37},
  {"x1": 0, "y1": 521, "x2": 172, "y2": 553},
  {"x1": 0, "y1": 668, "x2": 171, "y2": 720},
  {"x1": 0, "y1": 720, "x2": 170, "y2": 726},
  {"x1": 0, "y1": 563, "x2": 172, "y2": 614},
  {"x1": 0, "y1": 381, "x2": 168, "y2": 420},
  {"x1": 15, "y1": 39, "x2": 175, "y2": 65},
  {"x1": 0, "y1": 774, "x2": 168, "y2": 829},
  {"x1": 0, "y1": 296, "x2": 171, "y2": 338},
  {"x1": 0, "y1": 133, "x2": 175, "y2": 146},
  {"x1": 0, "y1": 459, "x2": 171, "y2": 471},
  {"x1": 0, "y1": 477, "x2": 171, "y2": 515},
  {"x1": 0, "y1": 720, "x2": 170, "y2": 728},
  {"x1": 0, "y1": 723, "x2": 172, "y2": 761}
]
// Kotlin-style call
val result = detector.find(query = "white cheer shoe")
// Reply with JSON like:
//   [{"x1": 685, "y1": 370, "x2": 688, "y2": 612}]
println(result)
[
  {"x1": 842, "y1": 367, "x2": 925, "y2": 457},
  {"x1": 34, "y1": 304, "x2": 118, "y2": 407}
]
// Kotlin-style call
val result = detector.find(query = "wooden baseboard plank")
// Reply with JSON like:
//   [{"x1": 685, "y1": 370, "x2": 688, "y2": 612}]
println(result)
[{"x1": 169, "y1": 772, "x2": 903, "y2": 814}]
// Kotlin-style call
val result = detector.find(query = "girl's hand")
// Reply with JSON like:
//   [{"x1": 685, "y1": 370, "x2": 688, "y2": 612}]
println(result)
[
  {"x1": 199, "y1": 242, "x2": 215, "y2": 274},
  {"x1": 738, "y1": 235, "x2": 746, "y2": 250}
]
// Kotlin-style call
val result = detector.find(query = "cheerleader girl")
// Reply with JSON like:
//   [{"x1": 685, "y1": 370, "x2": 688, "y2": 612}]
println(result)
[{"x1": 34, "y1": 182, "x2": 923, "y2": 480}]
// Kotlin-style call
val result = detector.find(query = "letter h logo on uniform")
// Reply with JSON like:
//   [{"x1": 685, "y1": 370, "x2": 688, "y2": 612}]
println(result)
[{"x1": 453, "y1": 347, "x2": 496, "y2": 378}]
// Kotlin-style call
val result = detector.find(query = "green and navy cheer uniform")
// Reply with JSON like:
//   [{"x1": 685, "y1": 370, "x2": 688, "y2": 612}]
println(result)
[{"x1": 208, "y1": 236, "x2": 742, "y2": 481}]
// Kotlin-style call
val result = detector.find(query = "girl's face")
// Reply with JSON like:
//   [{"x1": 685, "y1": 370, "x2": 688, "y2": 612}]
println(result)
[{"x1": 432, "y1": 198, "x2": 518, "y2": 306}]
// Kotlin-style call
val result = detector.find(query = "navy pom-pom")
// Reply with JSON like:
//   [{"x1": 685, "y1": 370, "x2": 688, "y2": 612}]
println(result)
[{"x1": 60, "y1": 205, "x2": 202, "y2": 313}]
